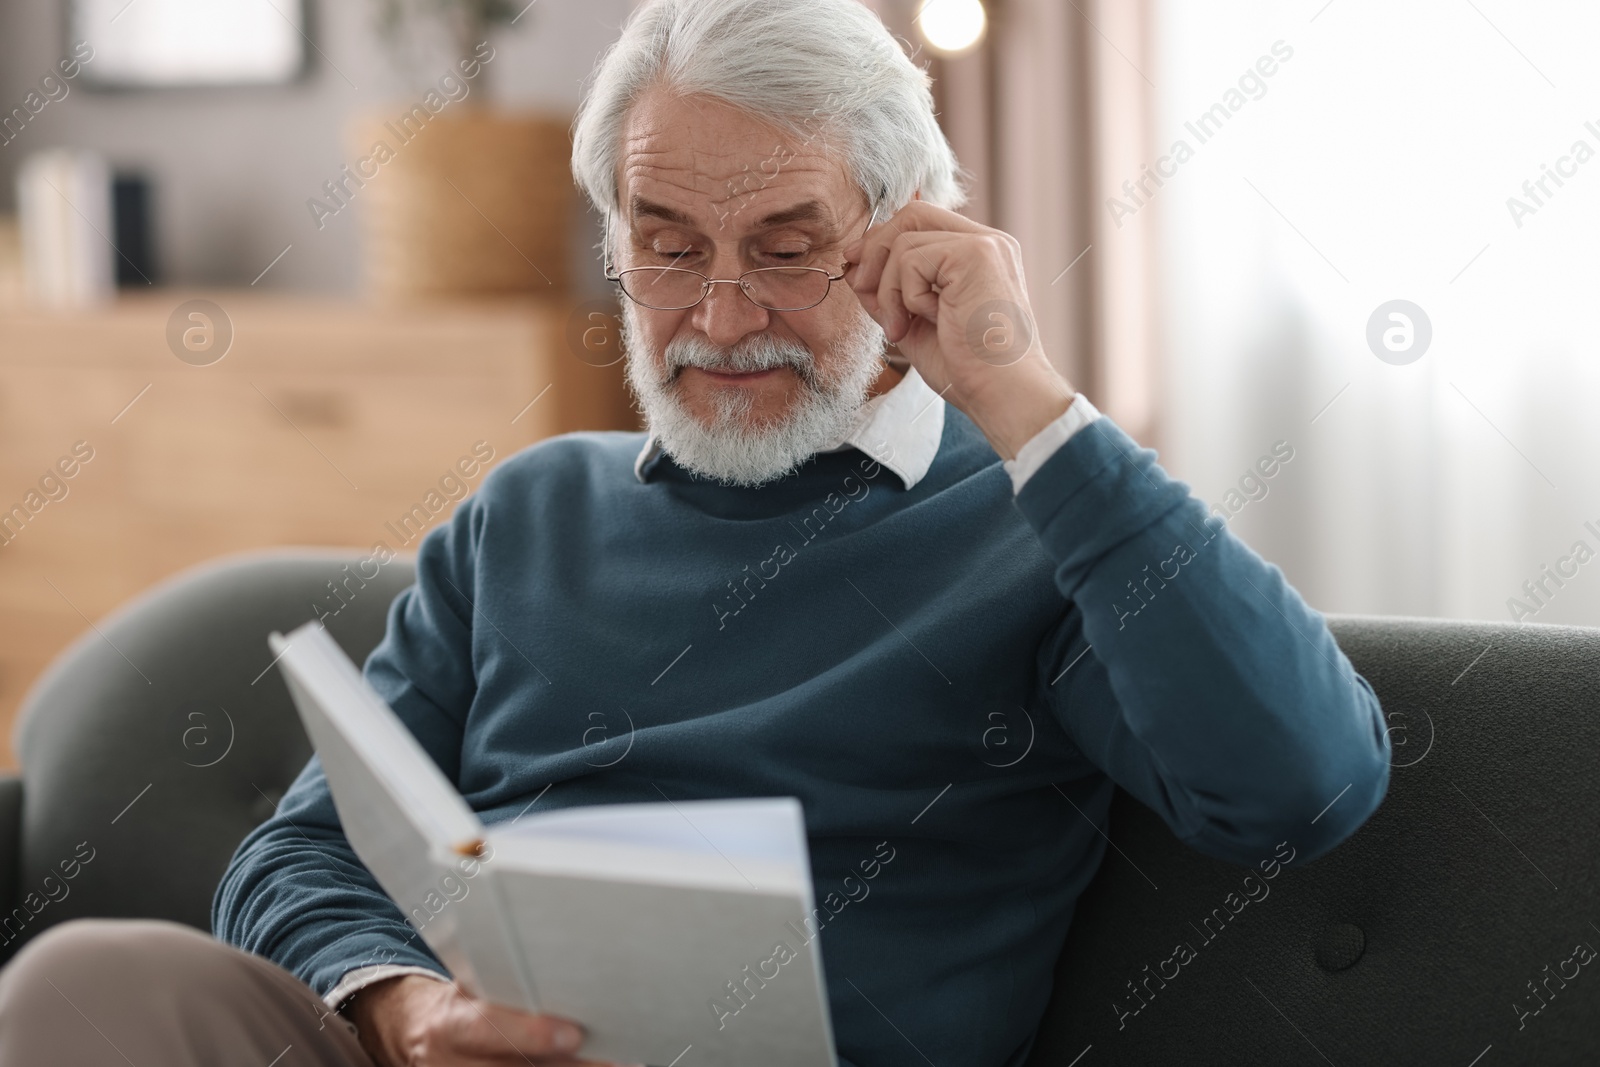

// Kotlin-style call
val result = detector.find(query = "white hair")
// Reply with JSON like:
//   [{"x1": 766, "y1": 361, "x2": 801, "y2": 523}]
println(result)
[{"x1": 570, "y1": 0, "x2": 969, "y2": 238}]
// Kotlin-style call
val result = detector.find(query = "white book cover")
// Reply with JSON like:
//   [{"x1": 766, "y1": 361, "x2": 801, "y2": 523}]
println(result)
[{"x1": 269, "y1": 621, "x2": 838, "y2": 1067}]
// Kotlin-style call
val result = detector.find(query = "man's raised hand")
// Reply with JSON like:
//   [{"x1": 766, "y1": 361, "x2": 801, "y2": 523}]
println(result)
[{"x1": 842, "y1": 199, "x2": 1077, "y2": 458}]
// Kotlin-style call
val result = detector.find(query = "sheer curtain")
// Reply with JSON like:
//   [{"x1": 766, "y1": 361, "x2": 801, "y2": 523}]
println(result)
[
  {"x1": 1149, "y1": 0, "x2": 1600, "y2": 625},
  {"x1": 868, "y1": 0, "x2": 1161, "y2": 442},
  {"x1": 620, "y1": 0, "x2": 1600, "y2": 624}
]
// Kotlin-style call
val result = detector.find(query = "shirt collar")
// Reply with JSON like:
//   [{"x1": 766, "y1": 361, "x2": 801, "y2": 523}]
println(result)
[{"x1": 633, "y1": 364, "x2": 945, "y2": 489}]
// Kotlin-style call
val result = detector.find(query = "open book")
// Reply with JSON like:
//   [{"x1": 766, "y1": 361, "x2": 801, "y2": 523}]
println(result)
[{"x1": 269, "y1": 621, "x2": 837, "y2": 1067}]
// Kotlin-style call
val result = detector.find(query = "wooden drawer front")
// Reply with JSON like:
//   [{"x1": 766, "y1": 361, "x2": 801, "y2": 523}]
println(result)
[{"x1": 0, "y1": 294, "x2": 636, "y2": 767}]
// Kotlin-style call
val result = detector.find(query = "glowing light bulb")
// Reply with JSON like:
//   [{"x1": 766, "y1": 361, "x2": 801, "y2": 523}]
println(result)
[{"x1": 917, "y1": 0, "x2": 987, "y2": 55}]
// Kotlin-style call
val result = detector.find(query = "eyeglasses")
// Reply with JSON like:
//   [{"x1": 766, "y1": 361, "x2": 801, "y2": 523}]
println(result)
[{"x1": 603, "y1": 202, "x2": 880, "y2": 312}]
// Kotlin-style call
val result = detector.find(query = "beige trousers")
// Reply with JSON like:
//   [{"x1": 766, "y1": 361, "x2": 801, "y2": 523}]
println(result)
[{"x1": 0, "y1": 918, "x2": 374, "y2": 1066}]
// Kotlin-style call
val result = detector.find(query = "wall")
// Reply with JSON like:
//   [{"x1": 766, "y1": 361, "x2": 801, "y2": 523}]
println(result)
[{"x1": 0, "y1": 0, "x2": 633, "y2": 298}]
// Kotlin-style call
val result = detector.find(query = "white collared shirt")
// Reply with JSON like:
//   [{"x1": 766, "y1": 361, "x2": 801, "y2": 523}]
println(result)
[{"x1": 632, "y1": 365, "x2": 1101, "y2": 493}]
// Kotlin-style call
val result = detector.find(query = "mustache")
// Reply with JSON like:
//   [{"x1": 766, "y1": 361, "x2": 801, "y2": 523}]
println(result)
[{"x1": 663, "y1": 333, "x2": 818, "y2": 387}]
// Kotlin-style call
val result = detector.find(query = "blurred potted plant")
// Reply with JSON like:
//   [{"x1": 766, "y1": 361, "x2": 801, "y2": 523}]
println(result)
[
  {"x1": 372, "y1": 0, "x2": 524, "y2": 100},
  {"x1": 356, "y1": 0, "x2": 573, "y2": 298}
]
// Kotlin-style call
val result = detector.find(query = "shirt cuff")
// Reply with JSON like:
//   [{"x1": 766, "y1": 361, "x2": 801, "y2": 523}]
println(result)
[
  {"x1": 1003, "y1": 392, "x2": 1102, "y2": 493},
  {"x1": 324, "y1": 963, "x2": 451, "y2": 1011}
]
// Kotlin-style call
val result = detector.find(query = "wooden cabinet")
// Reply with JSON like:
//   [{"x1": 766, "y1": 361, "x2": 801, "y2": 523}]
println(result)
[{"x1": 0, "y1": 292, "x2": 637, "y2": 766}]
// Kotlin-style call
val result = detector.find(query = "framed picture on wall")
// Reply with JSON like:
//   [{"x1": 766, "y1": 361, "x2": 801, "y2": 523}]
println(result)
[{"x1": 70, "y1": 0, "x2": 308, "y2": 88}]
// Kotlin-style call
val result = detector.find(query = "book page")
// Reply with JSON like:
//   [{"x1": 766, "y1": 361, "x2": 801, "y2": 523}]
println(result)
[
  {"x1": 488, "y1": 809, "x2": 835, "y2": 1067},
  {"x1": 271, "y1": 623, "x2": 535, "y2": 1009},
  {"x1": 495, "y1": 797, "x2": 809, "y2": 879}
]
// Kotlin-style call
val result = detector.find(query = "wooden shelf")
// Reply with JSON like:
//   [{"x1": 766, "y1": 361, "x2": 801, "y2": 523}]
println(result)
[{"x1": 0, "y1": 292, "x2": 638, "y2": 767}]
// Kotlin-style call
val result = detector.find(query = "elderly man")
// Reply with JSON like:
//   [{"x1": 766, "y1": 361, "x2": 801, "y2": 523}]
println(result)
[{"x1": 0, "y1": 0, "x2": 1390, "y2": 1064}]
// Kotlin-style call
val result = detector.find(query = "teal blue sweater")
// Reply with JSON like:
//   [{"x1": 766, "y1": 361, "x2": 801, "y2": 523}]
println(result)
[{"x1": 214, "y1": 410, "x2": 1390, "y2": 1067}]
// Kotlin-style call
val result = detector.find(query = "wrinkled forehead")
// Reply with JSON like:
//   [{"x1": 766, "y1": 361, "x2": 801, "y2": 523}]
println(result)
[{"x1": 616, "y1": 87, "x2": 860, "y2": 230}]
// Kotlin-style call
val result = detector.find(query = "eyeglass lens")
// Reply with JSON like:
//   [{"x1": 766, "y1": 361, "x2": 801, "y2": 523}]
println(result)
[{"x1": 619, "y1": 267, "x2": 832, "y2": 311}]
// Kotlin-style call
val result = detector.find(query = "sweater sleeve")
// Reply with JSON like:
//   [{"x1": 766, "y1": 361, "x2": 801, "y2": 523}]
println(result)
[
  {"x1": 1018, "y1": 416, "x2": 1391, "y2": 865},
  {"x1": 211, "y1": 494, "x2": 484, "y2": 996}
]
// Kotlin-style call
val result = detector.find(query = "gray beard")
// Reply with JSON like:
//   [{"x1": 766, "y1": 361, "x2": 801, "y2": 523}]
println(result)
[{"x1": 622, "y1": 302, "x2": 887, "y2": 487}]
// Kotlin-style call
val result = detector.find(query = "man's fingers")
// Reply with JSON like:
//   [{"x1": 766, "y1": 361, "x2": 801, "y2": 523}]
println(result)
[
  {"x1": 454, "y1": 998, "x2": 588, "y2": 1059},
  {"x1": 876, "y1": 234, "x2": 964, "y2": 340},
  {"x1": 844, "y1": 209, "x2": 919, "y2": 294},
  {"x1": 843, "y1": 200, "x2": 990, "y2": 285},
  {"x1": 844, "y1": 232, "x2": 894, "y2": 295},
  {"x1": 896, "y1": 239, "x2": 944, "y2": 321},
  {"x1": 852, "y1": 227, "x2": 957, "y2": 288}
]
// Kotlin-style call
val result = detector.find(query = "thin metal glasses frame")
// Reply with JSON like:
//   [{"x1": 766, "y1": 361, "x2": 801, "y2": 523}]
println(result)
[{"x1": 602, "y1": 201, "x2": 881, "y2": 312}]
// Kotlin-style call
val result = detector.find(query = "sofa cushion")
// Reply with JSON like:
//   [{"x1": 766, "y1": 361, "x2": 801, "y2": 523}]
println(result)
[{"x1": 1027, "y1": 616, "x2": 1600, "y2": 1065}]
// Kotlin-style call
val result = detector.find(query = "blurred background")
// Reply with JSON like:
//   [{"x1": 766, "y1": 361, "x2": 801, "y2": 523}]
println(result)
[{"x1": 0, "y1": 0, "x2": 1596, "y2": 764}]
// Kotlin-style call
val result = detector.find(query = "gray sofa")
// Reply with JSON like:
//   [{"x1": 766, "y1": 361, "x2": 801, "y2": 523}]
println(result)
[{"x1": 1, "y1": 550, "x2": 1595, "y2": 1065}]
